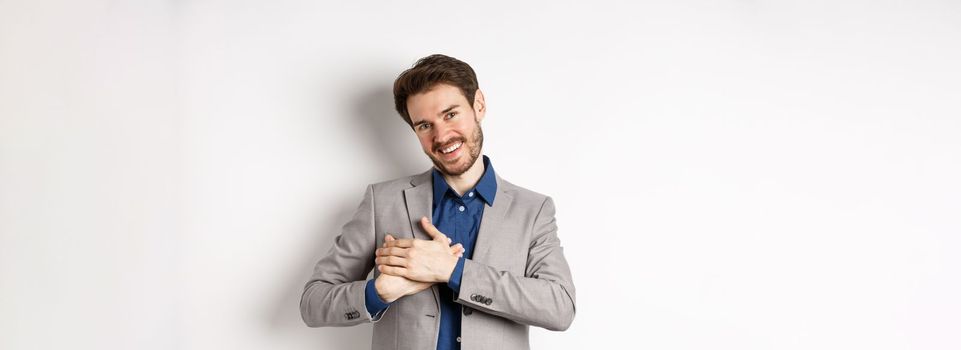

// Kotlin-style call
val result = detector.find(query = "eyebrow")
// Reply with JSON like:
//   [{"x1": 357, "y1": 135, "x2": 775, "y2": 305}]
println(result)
[
  {"x1": 438, "y1": 104, "x2": 459, "y2": 116},
  {"x1": 414, "y1": 104, "x2": 460, "y2": 126}
]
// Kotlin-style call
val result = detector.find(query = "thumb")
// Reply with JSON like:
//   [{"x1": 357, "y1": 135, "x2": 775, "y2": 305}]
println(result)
[{"x1": 420, "y1": 216, "x2": 447, "y2": 241}]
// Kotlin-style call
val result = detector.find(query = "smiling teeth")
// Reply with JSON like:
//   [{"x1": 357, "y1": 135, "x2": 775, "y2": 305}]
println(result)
[{"x1": 441, "y1": 142, "x2": 462, "y2": 154}]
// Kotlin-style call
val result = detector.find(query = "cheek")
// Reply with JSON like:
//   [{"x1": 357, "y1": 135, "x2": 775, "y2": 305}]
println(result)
[
  {"x1": 459, "y1": 124, "x2": 475, "y2": 139},
  {"x1": 417, "y1": 136, "x2": 433, "y2": 150}
]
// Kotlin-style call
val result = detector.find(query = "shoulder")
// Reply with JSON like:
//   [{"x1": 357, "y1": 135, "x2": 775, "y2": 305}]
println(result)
[
  {"x1": 497, "y1": 175, "x2": 555, "y2": 212},
  {"x1": 366, "y1": 169, "x2": 431, "y2": 196}
]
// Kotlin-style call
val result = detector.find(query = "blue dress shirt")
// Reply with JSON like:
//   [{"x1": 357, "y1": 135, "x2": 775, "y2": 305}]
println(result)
[{"x1": 364, "y1": 155, "x2": 498, "y2": 350}]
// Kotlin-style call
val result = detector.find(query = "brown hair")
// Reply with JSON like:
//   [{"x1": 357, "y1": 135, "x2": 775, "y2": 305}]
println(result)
[{"x1": 393, "y1": 54, "x2": 479, "y2": 127}]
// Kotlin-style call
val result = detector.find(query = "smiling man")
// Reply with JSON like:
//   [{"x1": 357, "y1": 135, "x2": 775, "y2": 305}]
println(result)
[{"x1": 300, "y1": 54, "x2": 576, "y2": 350}]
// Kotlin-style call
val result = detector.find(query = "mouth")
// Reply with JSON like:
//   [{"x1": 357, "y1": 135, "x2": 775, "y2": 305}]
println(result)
[{"x1": 437, "y1": 141, "x2": 463, "y2": 161}]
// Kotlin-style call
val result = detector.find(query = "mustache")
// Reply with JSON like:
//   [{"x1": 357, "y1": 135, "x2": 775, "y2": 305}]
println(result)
[{"x1": 433, "y1": 137, "x2": 466, "y2": 152}]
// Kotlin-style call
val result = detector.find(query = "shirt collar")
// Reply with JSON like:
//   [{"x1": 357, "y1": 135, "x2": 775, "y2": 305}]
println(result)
[{"x1": 432, "y1": 155, "x2": 498, "y2": 207}]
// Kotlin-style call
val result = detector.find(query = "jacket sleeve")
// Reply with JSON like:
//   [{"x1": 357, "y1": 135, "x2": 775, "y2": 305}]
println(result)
[
  {"x1": 300, "y1": 184, "x2": 382, "y2": 327},
  {"x1": 455, "y1": 196, "x2": 577, "y2": 331}
]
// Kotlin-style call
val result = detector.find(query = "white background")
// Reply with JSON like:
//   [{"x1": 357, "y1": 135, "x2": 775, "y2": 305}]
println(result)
[{"x1": 2, "y1": 1, "x2": 960, "y2": 349}]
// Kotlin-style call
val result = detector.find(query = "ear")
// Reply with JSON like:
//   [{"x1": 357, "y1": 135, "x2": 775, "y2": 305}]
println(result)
[{"x1": 473, "y1": 89, "x2": 486, "y2": 123}]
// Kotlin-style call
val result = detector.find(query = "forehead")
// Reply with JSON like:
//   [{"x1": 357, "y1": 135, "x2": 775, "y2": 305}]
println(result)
[{"x1": 407, "y1": 83, "x2": 468, "y2": 123}]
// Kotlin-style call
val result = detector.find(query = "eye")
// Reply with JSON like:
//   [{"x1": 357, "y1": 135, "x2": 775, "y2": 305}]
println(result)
[
  {"x1": 417, "y1": 123, "x2": 431, "y2": 131},
  {"x1": 445, "y1": 112, "x2": 457, "y2": 119}
]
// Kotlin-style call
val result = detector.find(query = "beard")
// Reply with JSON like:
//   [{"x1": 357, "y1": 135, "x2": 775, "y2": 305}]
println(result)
[{"x1": 427, "y1": 121, "x2": 484, "y2": 176}]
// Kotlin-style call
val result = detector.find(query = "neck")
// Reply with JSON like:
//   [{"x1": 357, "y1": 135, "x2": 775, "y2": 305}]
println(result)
[{"x1": 441, "y1": 155, "x2": 486, "y2": 196}]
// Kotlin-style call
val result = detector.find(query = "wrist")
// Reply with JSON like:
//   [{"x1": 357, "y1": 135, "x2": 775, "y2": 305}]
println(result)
[
  {"x1": 439, "y1": 254, "x2": 459, "y2": 283},
  {"x1": 374, "y1": 276, "x2": 398, "y2": 303}
]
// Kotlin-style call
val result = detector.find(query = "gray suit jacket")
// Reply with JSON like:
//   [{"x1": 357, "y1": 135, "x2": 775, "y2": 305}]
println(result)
[{"x1": 300, "y1": 168, "x2": 576, "y2": 350}]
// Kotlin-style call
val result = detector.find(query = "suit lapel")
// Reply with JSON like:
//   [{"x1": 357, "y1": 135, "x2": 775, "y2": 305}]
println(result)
[
  {"x1": 403, "y1": 170, "x2": 433, "y2": 240},
  {"x1": 472, "y1": 174, "x2": 513, "y2": 263},
  {"x1": 403, "y1": 169, "x2": 441, "y2": 311}
]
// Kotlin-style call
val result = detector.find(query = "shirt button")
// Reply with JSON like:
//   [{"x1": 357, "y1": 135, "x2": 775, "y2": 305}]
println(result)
[
  {"x1": 458, "y1": 206, "x2": 465, "y2": 212},
  {"x1": 468, "y1": 192, "x2": 474, "y2": 197},
  {"x1": 456, "y1": 336, "x2": 462, "y2": 343}
]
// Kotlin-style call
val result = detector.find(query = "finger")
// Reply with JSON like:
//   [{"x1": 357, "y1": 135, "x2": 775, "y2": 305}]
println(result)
[
  {"x1": 378, "y1": 264, "x2": 409, "y2": 277},
  {"x1": 376, "y1": 246, "x2": 409, "y2": 257},
  {"x1": 420, "y1": 216, "x2": 447, "y2": 241},
  {"x1": 384, "y1": 238, "x2": 414, "y2": 248},
  {"x1": 451, "y1": 243, "x2": 464, "y2": 257},
  {"x1": 385, "y1": 234, "x2": 395, "y2": 241},
  {"x1": 375, "y1": 255, "x2": 407, "y2": 267},
  {"x1": 447, "y1": 237, "x2": 452, "y2": 244}
]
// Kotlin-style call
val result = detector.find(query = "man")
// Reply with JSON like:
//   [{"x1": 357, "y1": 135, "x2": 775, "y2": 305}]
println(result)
[{"x1": 300, "y1": 54, "x2": 576, "y2": 350}]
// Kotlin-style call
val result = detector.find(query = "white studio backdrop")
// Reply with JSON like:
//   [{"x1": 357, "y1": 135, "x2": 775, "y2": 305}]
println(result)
[{"x1": 1, "y1": 1, "x2": 960, "y2": 349}]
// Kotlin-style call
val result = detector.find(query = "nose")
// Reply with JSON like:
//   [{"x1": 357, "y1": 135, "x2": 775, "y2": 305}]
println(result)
[{"x1": 431, "y1": 122, "x2": 455, "y2": 145}]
